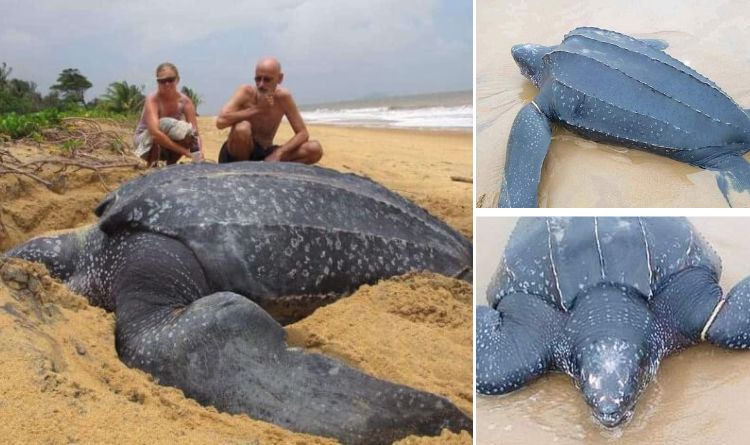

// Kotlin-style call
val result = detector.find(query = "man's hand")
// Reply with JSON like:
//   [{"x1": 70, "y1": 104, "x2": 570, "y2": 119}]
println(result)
[
  {"x1": 264, "y1": 149, "x2": 283, "y2": 162},
  {"x1": 256, "y1": 91, "x2": 275, "y2": 112}
]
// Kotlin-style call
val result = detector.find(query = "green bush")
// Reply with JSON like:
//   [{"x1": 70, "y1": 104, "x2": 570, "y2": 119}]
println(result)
[{"x1": 0, "y1": 109, "x2": 61, "y2": 139}]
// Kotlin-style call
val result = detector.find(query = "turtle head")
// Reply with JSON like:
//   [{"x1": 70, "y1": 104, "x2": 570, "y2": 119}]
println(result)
[
  {"x1": 576, "y1": 338, "x2": 650, "y2": 427},
  {"x1": 4, "y1": 230, "x2": 84, "y2": 281},
  {"x1": 511, "y1": 44, "x2": 551, "y2": 88},
  {"x1": 568, "y1": 286, "x2": 658, "y2": 427}
]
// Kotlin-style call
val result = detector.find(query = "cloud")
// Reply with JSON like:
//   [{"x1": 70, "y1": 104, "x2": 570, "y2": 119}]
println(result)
[
  {"x1": 1, "y1": 0, "x2": 444, "y2": 56},
  {"x1": 272, "y1": 0, "x2": 438, "y2": 62},
  {"x1": 0, "y1": 0, "x2": 471, "y2": 107}
]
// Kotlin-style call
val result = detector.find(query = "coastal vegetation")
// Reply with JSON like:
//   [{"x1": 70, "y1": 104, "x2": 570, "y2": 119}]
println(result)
[{"x1": 0, "y1": 62, "x2": 202, "y2": 140}]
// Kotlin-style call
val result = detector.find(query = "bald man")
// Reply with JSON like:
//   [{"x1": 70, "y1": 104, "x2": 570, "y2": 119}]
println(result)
[{"x1": 216, "y1": 57, "x2": 322, "y2": 164}]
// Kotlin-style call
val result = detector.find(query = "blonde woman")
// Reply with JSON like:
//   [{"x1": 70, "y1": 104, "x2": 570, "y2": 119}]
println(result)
[{"x1": 134, "y1": 62, "x2": 203, "y2": 166}]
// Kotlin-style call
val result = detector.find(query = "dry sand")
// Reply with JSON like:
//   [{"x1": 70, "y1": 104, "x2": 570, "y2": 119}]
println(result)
[{"x1": 0, "y1": 118, "x2": 473, "y2": 444}]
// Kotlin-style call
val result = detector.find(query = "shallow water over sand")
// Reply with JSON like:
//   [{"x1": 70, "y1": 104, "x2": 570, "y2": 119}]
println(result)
[
  {"x1": 476, "y1": 0, "x2": 750, "y2": 207},
  {"x1": 476, "y1": 218, "x2": 750, "y2": 445}
]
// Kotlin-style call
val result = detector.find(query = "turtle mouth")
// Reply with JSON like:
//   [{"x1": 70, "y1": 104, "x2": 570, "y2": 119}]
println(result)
[{"x1": 593, "y1": 406, "x2": 634, "y2": 428}]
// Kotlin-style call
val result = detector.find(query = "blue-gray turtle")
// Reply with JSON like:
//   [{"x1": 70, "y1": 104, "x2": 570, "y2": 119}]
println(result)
[
  {"x1": 499, "y1": 27, "x2": 750, "y2": 207},
  {"x1": 476, "y1": 217, "x2": 750, "y2": 426},
  {"x1": 5, "y1": 162, "x2": 473, "y2": 444}
]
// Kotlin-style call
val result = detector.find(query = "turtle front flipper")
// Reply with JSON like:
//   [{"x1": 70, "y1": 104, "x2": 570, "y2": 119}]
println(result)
[
  {"x1": 112, "y1": 233, "x2": 470, "y2": 444},
  {"x1": 705, "y1": 276, "x2": 750, "y2": 349},
  {"x1": 650, "y1": 266, "x2": 723, "y2": 348},
  {"x1": 476, "y1": 293, "x2": 562, "y2": 394},
  {"x1": 498, "y1": 101, "x2": 553, "y2": 207}
]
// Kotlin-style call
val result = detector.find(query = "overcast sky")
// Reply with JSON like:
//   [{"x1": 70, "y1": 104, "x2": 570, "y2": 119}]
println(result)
[{"x1": 0, "y1": 0, "x2": 472, "y2": 113}]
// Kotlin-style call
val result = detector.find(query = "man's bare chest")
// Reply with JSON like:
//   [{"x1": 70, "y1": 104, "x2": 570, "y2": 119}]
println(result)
[{"x1": 249, "y1": 106, "x2": 284, "y2": 132}]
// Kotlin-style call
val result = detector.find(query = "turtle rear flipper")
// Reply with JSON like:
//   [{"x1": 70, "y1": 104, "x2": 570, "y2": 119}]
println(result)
[
  {"x1": 113, "y1": 232, "x2": 470, "y2": 444},
  {"x1": 639, "y1": 38, "x2": 669, "y2": 51},
  {"x1": 498, "y1": 101, "x2": 553, "y2": 208},
  {"x1": 476, "y1": 294, "x2": 562, "y2": 394},
  {"x1": 696, "y1": 152, "x2": 750, "y2": 206}
]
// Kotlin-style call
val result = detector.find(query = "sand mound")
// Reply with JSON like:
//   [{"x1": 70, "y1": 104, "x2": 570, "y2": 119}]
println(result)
[
  {"x1": 0, "y1": 142, "x2": 144, "y2": 252},
  {"x1": 287, "y1": 272, "x2": 473, "y2": 416}
]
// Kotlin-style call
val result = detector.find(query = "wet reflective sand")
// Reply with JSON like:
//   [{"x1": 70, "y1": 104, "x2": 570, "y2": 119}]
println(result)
[
  {"x1": 476, "y1": 218, "x2": 750, "y2": 445},
  {"x1": 476, "y1": 0, "x2": 750, "y2": 207}
]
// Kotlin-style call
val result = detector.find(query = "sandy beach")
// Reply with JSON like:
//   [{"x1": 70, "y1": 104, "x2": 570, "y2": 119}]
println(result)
[
  {"x1": 476, "y1": 217, "x2": 750, "y2": 445},
  {"x1": 0, "y1": 118, "x2": 473, "y2": 444}
]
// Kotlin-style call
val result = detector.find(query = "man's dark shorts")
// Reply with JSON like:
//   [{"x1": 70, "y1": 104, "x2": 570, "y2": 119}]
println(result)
[{"x1": 218, "y1": 140, "x2": 279, "y2": 163}]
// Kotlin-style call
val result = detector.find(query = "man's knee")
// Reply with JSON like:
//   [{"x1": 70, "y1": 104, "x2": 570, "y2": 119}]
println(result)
[
  {"x1": 230, "y1": 121, "x2": 253, "y2": 141},
  {"x1": 301, "y1": 140, "x2": 323, "y2": 164},
  {"x1": 227, "y1": 121, "x2": 253, "y2": 159}
]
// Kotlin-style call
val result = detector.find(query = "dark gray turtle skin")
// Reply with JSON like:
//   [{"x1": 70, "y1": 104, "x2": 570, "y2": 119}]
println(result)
[
  {"x1": 476, "y1": 217, "x2": 750, "y2": 427},
  {"x1": 5, "y1": 162, "x2": 472, "y2": 444},
  {"x1": 499, "y1": 27, "x2": 750, "y2": 207}
]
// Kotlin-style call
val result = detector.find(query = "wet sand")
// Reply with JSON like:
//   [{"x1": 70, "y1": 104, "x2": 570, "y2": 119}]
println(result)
[
  {"x1": 476, "y1": 0, "x2": 750, "y2": 207},
  {"x1": 0, "y1": 120, "x2": 472, "y2": 444},
  {"x1": 476, "y1": 217, "x2": 750, "y2": 445}
]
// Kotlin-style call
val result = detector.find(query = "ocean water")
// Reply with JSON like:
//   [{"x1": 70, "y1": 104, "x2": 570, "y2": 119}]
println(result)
[{"x1": 299, "y1": 90, "x2": 472, "y2": 131}]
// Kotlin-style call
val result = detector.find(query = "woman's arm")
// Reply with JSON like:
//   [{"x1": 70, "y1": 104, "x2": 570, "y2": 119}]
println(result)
[
  {"x1": 144, "y1": 95, "x2": 192, "y2": 157},
  {"x1": 183, "y1": 97, "x2": 203, "y2": 159}
]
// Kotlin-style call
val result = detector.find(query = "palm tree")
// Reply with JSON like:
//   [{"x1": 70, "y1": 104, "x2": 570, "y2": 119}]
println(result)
[
  {"x1": 51, "y1": 68, "x2": 92, "y2": 105},
  {"x1": 102, "y1": 81, "x2": 145, "y2": 114},
  {"x1": 180, "y1": 86, "x2": 203, "y2": 115}
]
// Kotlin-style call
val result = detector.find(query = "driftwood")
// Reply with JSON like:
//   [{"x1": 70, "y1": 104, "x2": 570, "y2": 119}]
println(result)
[
  {"x1": 0, "y1": 118, "x2": 144, "y2": 193},
  {"x1": 450, "y1": 175, "x2": 473, "y2": 184}
]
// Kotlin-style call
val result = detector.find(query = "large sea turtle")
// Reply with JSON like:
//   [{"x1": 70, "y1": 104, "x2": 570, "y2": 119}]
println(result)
[
  {"x1": 499, "y1": 27, "x2": 750, "y2": 207},
  {"x1": 476, "y1": 217, "x2": 750, "y2": 427},
  {"x1": 5, "y1": 162, "x2": 473, "y2": 444}
]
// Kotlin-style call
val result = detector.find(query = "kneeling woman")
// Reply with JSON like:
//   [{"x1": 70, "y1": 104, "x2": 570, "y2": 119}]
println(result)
[{"x1": 134, "y1": 62, "x2": 203, "y2": 166}]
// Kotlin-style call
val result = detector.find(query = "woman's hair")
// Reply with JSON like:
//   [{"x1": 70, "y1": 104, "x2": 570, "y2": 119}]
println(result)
[{"x1": 156, "y1": 62, "x2": 179, "y2": 78}]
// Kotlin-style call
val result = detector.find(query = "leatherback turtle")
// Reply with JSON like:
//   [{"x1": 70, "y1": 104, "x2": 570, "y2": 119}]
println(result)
[
  {"x1": 5, "y1": 162, "x2": 472, "y2": 444},
  {"x1": 476, "y1": 217, "x2": 750, "y2": 427},
  {"x1": 499, "y1": 27, "x2": 750, "y2": 207}
]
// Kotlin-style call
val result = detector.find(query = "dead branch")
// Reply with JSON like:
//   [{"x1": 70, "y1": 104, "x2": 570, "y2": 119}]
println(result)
[
  {"x1": 450, "y1": 175, "x2": 473, "y2": 184},
  {"x1": 0, "y1": 117, "x2": 144, "y2": 192},
  {"x1": 0, "y1": 163, "x2": 54, "y2": 188}
]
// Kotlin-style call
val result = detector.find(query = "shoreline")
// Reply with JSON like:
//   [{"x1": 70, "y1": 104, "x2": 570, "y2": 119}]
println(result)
[{"x1": 303, "y1": 122, "x2": 472, "y2": 134}]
